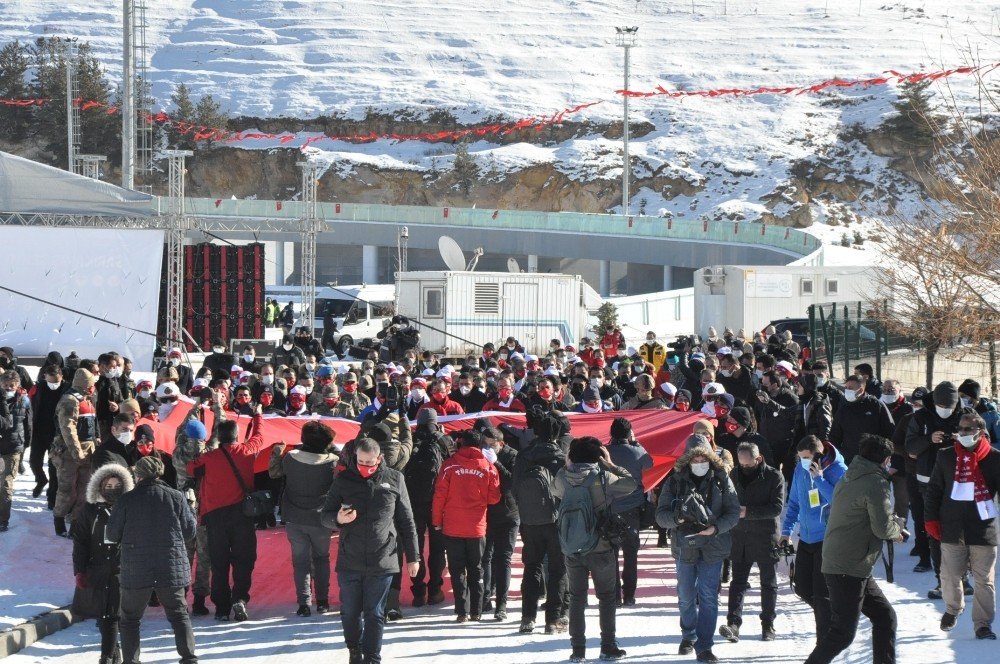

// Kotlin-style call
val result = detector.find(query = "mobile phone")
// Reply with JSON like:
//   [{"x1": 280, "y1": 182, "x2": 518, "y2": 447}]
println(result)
[{"x1": 341, "y1": 504, "x2": 354, "y2": 511}]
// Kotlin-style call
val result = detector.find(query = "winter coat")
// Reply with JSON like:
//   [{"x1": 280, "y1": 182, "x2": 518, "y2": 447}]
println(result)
[
  {"x1": 31, "y1": 380, "x2": 68, "y2": 450},
  {"x1": 607, "y1": 438, "x2": 653, "y2": 512},
  {"x1": 95, "y1": 375, "x2": 126, "y2": 433},
  {"x1": 781, "y1": 442, "x2": 847, "y2": 544},
  {"x1": 488, "y1": 445, "x2": 519, "y2": 526},
  {"x1": 0, "y1": 390, "x2": 32, "y2": 455},
  {"x1": 656, "y1": 446, "x2": 741, "y2": 564},
  {"x1": 320, "y1": 463, "x2": 419, "y2": 576},
  {"x1": 125, "y1": 446, "x2": 178, "y2": 490},
  {"x1": 925, "y1": 438, "x2": 1000, "y2": 547},
  {"x1": 525, "y1": 393, "x2": 572, "y2": 413},
  {"x1": 817, "y1": 382, "x2": 844, "y2": 416},
  {"x1": 621, "y1": 395, "x2": 668, "y2": 410},
  {"x1": 820, "y1": 456, "x2": 901, "y2": 579},
  {"x1": 272, "y1": 345, "x2": 307, "y2": 370},
  {"x1": 187, "y1": 414, "x2": 270, "y2": 517},
  {"x1": 105, "y1": 477, "x2": 197, "y2": 589},
  {"x1": 432, "y1": 446, "x2": 501, "y2": 538},
  {"x1": 90, "y1": 432, "x2": 129, "y2": 471},
  {"x1": 638, "y1": 341, "x2": 667, "y2": 372},
  {"x1": 452, "y1": 388, "x2": 489, "y2": 414},
  {"x1": 512, "y1": 440, "x2": 566, "y2": 526},
  {"x1": 357, "y1": 409, "x2": 413, "y2": 471},
  {"x1": 729, "y1": 462, "x2": 785, "y2": 556},
  {"x1": 201, "y1": 350, "x2": 237, "y2": 380},
  {"x1": 172, "y1": 401, "x2": 224, "y2": 491},
  {"x1": 71, "y1": 464, "x2": 134, "y2": 619},
  {"x1": 418, "y1": 397, "x2": 465, "y2": 417},
  {"x1": 552, "y1": 461, "x2": 638, "y2": 554},
  {"x1": 718, "y1": 431, "x2": 773, "y2": 469},
  {"x1": 830, "y1": 395, "x2": 895, "y2": 465},
  {"x1": 757, "y1": 387, "x2": 799, "y2": 454},
  {"x1": 795, "y1": 392, "x2": 833, "y2": 443},
  {"x1": 906, "y1": 395, "x2": 974, "y2": 483},
  {"x1": 719, "y1": 368, "x2": 756, "y2": 409},
  {"x1": 482, "y1": 396, "x2": 527, "y2": 413},
  {"x1": 269, "y1": 447, "x2": 338, "y2": 528},
  {"x1": 52, "y1": 386, "x2": 97, "y2": 462}
]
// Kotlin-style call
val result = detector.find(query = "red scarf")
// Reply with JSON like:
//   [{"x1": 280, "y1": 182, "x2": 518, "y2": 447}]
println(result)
[{"x1": 953, "y1": 437, "x2": 996, "y2": 521}]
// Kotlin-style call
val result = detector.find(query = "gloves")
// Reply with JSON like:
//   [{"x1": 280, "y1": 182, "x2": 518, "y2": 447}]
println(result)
[
  {"x1": 75, "y1": 573, "x2": 88, "y2": 589},
  {"x1": 482, "y1": 448, "x2": 497, "y2": 465},
  {"x1": 925, "y1": 520, "x2": 942, "y2": 541}
]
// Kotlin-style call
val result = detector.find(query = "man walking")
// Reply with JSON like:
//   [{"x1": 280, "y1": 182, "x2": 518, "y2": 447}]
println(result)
[
  {"x1": 106, "y1": 456, "x2": 198, "y2": 664},
  {"x1": 0, "y1": 370, "x2": 31, "y2": 531},
  {"x1": 804, "y1": 435, "x2": 903, "y2": 664},
  {"x1": 606, "y1": 418, "x2": 652, "y2": 606}
]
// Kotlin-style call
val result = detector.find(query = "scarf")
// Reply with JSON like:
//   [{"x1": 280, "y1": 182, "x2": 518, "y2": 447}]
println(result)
[{"x1": 952, "y1": 437, "x2": 997, "y2": 521}]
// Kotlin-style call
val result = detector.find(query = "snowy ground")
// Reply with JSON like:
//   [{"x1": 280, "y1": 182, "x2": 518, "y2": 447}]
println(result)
[{"x1": 2, "y1": 470, "x2": 994, "y2": 662}]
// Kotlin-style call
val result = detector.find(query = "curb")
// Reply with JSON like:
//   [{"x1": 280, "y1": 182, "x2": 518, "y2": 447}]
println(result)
[{"x1": 0, "y1": 606, "x2": 77, "y2": 659}]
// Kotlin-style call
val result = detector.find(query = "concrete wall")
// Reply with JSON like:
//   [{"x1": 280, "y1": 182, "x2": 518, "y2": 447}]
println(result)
[{"x1": 862, "y1": 348, "x2": 997, "y2": 396}]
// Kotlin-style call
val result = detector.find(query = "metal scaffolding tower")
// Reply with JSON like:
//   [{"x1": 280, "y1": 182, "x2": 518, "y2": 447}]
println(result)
[
  {"x1": 297, "y1": 160, "x2": 321, "y2": 330},
  {"x1": 164, "y1": 150, "x2": 192, "y2": 345},
  {"x1": 78, "y1": 154, "x2": 107, "y2": 180},
  {"x1": 123, "y1": 0, "x2": 152, "y2": 191},
  {"x1": 398, "y1": 226, "x2": 409, "y2": 273},
  {"x1": 63, "y1": 39, "x2": 81, "y2": 174},
  {"x1": 615, "y1": 26, "x2": 638, "y2": 214}
]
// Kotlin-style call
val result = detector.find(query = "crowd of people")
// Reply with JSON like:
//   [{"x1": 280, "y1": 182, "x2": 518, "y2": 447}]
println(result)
[{"x1": 1, "y1": 323, "x2": 999, "y2": 664}]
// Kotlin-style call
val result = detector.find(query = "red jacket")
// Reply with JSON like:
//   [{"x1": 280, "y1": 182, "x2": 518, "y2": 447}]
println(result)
[
  {"x1": 432, "y1": 446, "x2": 500, "y2": 538},
  {"x1": 482, "y1": 396, "x2": 527, "y2": 412},
  {"x1": 418, "y1": 397, "x2": 465, "y2": 417},
  {"x1": 187, "y1": 414, "x2": 270, "y2": 517},
  {"x1": 600, "y1": 331, "x2": 623, "y2": 355}
]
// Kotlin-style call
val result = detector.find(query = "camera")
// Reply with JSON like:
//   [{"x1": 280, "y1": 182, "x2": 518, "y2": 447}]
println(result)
[
  {"x1": 774, "y1": 541, "x2": 796, "y2": 557},
  {"x1": 666, "y1": 334, "x2": 699, "y2": 352},
  {"x1": 377, "y1": 382, "x2": 400, "y2": 412}
]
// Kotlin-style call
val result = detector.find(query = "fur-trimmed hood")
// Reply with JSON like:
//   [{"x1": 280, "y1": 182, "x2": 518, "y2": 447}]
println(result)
[
  {"x1": 674, "y1": 445, "x2": 727, "y2": 475},
  {"x1": 85, "y1": 463, "x2": 134, "y2": 504}
]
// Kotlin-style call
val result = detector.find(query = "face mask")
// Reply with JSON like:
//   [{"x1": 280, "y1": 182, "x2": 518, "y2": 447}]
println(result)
[
  {"x1": 3, "y1": 390, "x2": 14, "y2": 400},
  {"x1": 243, "y1": 354, "x2": 255, "y2": 363},
  {"x1": 843, "y1": 389, "x2": 858, "y2": 403},
  {"x1": 498, "y1": 388, "x2": 513, "y2": 401},
  {"x1": 581, "y1": 401, "x2": 603, "y2": 413},
  {"x1": 701, "y1": 402, "x2": 717, "y2": 417},
  {"x1": 343, "y1": 384, "x2": 356, "y2": 393},
  {"x1": 423, "y1": 361, "x2": 433, "y2": 368},
  {"x1": 170, "y1": 357, "x2": 181, "y2": 367},
  {"x1": 537, "y1": 387, "x2": 552, "y2": 399},
  {"x1": 236, "y1": 396, "x2": 251, "y2": 406},
  {"x1": 306, "y1": 363, "x2": 315, "y2": 372},
  {"x1": 100, "y1": 486, "x2": 124, "y2": 502},
  {"x1": 115, "y1": 431, "x2": 132, "y2": 444},
  {"x1": 47, "y1": 381, "x2": 61, "y2": 390},
  {"x1": 282, "y1": 343, "x2": 293, "y2": 351},
  {"x1": 647, "y1": 337, "x2": 656, "y2": 343},
  {"x1": 357, "y1": 462, "x2": 379, "y2": 479},
  {"x1": 935, "y1": 405, "x2": 953, "y2": 419},
  {"x1": 724, "y1": 420, "x2": 739, "y2": 435},
  {"x1": 815, "y1": 376, "x2": 828, "y2": 388},
  {"x1": 676, "y1": 402, "x2": 690, "y2": 412},
  {"x1": 958, "y1": 433, "x2": 979, "y2": 448},
  {"x1": 432, "y1": 393, "x2": 446, "y2": 403},
  {"x1": 880, "y1": 393, "x2": 897, "y2": 405},
  {"x1": 213, "y1": 346, "x2": 225, "y2": 354},
  {"x1": 720, "y1": 369, "x2": 732, "y2": 378},
  {"x1": 961, "y1": 397, "x2": 973, "y2": 409},
  {"x1": 303, "y1": 386, "x2": 313, "y2": 395},
  {"x1": 260, "y1": 395, "x2": 273, "y2": 407},
  {"x1": 137, "y1": 443, "x2": 155, "y2": 457},
  {"x1": 261, "y1": 375, "x2": 274, "y2": 385},
  {"x1": 590, "y1": 378, "x2": 603, "y2": 389},
  {"x1": 740, "y1": 464, "x2": 758, "y2": 476},
  {"x1": 138, "y1": 389, "x2": 150, "y2": 400},
  {"x1": 410, "y1": 388, "x2": 425, "y2": 400},
  {"x1": 799, "y1": 457, "x2": 814, "y2": 471},
  {"x1": 289, "y1": 397, "x2": 306, "y2": 409},
  {"x1": 691, "y1": 462, "x2": 710, "y2": 477},
  {"x1": 324, "y1": 397, "x2": 340, "y2": 406},
  {"x1": 459, "y1": 386, "x2": 471, "y2": 396}
]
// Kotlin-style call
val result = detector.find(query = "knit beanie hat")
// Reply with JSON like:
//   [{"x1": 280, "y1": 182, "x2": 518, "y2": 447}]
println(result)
[
  {"x1": 417, "y1": 407, "x2": 438, "y2": 428},
  {"x1": 729, "y1": 407, "x2": 753, "y2": 430},
  {"x1": 958, "y1": 379, "x2": 981, "y2": 401},
  {"x1": 301, "y1": 421, "x2": 335, "y2": 453},
  {"x1": 932, "y1": 381, "x2": 959, "y2": 409},
  {"x1": 134, "y1": 455, "x2": 164, "y2": 481},
  {"x1": 610, "y1": 417, "x2": 632, "y2": 440},
  {"x1": 368, "y1": 422, "x2": 393, "y2": 444}
]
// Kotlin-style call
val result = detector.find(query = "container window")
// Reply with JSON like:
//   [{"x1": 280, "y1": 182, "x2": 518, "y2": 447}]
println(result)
[
  {"x1": 801, "y1": 278, "x2": 814, "y2": 295},
  {"x1": 424, "y1": 288, "x2": 443, "y2": 318},
  {"x1": 825, "y1": 279, "x2": 839, "y2": 296}
]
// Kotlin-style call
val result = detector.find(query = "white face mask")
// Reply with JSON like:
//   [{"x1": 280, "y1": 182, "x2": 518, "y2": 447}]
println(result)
[
  {"x1": 115, "y1": 431, "x2": 132, "y2": 444},
  {"x1": 410, "y1": 388, "x2": 426, "y2": 400},
  {"x1": 590, "y1": 378, "x2": 603, "y2": 389},
  {"x1": 691, "y1": 462, "x2": 710, "y2": 477},
  {"x1": 880, "y1": 393, "x2": 898, "y2": 405},
  {"x1": 961, "y1": 397, "x2": 974, "y2": 409},
  {"x1": 243, "y1": 354, "x2": 254, "y2": 363},
  {"x1": 815, "y1": 376, "x2": 828, "y2": 388},
  {"x1": 935, "y1": 405, "x2": 953, "y2": 419},
  {"x1": 47, "y1": 381, "x2": 61, "y2": 390},
  {"x1": 754, "y1": 369, "x2": 764, "y2": 379},
  {"x1": 303, "y1": 386, "x2": 313, "y2": 395},
  {"x1": 3, "y1": 390, "x2": 14, "y2": 400},
  {"x1": 306, "y1": 363, "x2": 315, "y2": 372},
  {"x1": 719, "y1": 369, "x2": 732, "y2": 378},
  {"x1": 701, "y1": 401, "x2": 717, "y2": 417},
  {"x1": 261, "y1": 375, "x2": 274, "y2": 385},
  {"x1": 581, "y1": 401, "x2": 603, "y2": 413},
  {"x1": 282, "y1": 343, "x2": 293, "y2": 351},
  {"x1": 459, "y1": 385, "x2": 471, "y2": 396},
  {"x1": 213, "y1": 346, "x2": 225, "y2": 354},
  {"x1": 158, "y1": 402, "x2": 176, "y2": 420},
  {"x1": 958, "y1": 433, "x2": 979, "y2": 448},
  {"x1": 169, "y1": 358, "x2": 181, "y2": 367},
  {"x1": 843, "y1": 389, "x2": 858, "y2": 403},
  {"x1": 139, "y1": 390, "x2": 151, "y2": 400}
]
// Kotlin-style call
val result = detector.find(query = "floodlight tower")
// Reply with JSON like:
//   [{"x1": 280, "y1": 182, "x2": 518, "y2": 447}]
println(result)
[
  {"x1": 297, "y1": 160, "x2": 321, "y2": 330},
  {"x1": 615, "y1": 26, "x2": 638, "y2": 214},
  {"x1": 163, "y1": 150, "x2": 193, "y2": 345}
]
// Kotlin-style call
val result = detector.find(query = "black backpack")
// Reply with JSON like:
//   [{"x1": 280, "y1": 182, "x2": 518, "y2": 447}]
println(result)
[
  {"x1": 405, "y1": 433, "x2": 445, "y2": 503},
  {"x1": 515, "y1": 460, "x2": 557, "y2": 522}
]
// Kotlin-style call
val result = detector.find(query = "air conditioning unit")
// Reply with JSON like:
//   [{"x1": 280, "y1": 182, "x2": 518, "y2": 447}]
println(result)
[{"x1": 702, "y1": 267, "x2": 726, "y2": 286}]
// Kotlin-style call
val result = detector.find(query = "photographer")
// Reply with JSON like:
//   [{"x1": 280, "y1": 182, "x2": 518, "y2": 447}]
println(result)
[
  {"x1": 804, "y1": 435, "x2": 903, "y2": 664},
  {"x1": 720, "y1": 442, "x2": 784, "y2": 643},
  {"x1": 779, "y1": 435, "x2": 847, "y2": 642},
  {"x1": 656, "y1": 434, "x2": 740, "y2": 663}
]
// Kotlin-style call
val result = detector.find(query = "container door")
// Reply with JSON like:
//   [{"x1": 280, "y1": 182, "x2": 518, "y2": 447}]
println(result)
[{"x1": 502, "y1": 282, "x2": 539, "y2": 351}]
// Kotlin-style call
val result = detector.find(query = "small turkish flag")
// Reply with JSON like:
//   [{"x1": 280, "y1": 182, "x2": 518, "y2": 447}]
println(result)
[
  {"x1": 214, "y1": 199, "x2": 222, "y2": 208},
  {"x1": 276, "y1": 201, "x2": 283, "y2": 211},
  {"x1": 492, "y1": 210, "x2": 499, "y2": 220}
]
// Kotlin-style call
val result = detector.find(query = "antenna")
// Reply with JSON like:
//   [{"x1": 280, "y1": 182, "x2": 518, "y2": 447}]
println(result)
[
  {"x1": 507, "y1": 257, "x2": 521, "y2": 274},
  {"x1": 466, "y1": 247, "x2": 484, "y2": 272},
  {"x1": 438, "y1": 236, "x2": 466, "y2": 272}
]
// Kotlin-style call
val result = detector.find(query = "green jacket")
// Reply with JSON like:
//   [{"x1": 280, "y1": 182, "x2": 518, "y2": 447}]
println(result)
[{"x1": 821, "y1": 456, "x2": 901, "y2": 578}]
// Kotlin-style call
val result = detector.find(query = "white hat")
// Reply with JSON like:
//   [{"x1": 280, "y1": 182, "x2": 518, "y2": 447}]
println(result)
[
  {"x1": 230, "y1": 364, "x2": 242, "y2": 373},
  {"x1": 337, "y1": 364, "x2": 349, "y2": 375},
  {"x1": 776, "y1": 360, "x2": 798, "y2": 376},
  {"x1": 486, "y1": 367, "x2": 500, "y2": 376},
  {"x1": 155, "y1": 382, "x2": 180, "y2": 399},
  {"x1": 508, "y1": 352, "x2": 523, "y2": 362},
  {"x1": 691, "y1": 352, "x2": 706, "y2": 361},
  {"x1": 192, "y1": 377, "x2": 210, "y2": 389},
  {"x1": 290, "y1": 385, "x2": 307, "y2": 396},
  {"x1": 167, "y1": 347, "x2": 183, "y2": 358},
  {"x1": 436, "y1": 365, "x2": 455, "y2": 379},
  {"x1": 716, "y1": 346, "x2": 732, "y2": 356},
  {"x1": 421, "y1": 368, "x2": 436, "y2": 377},
  {"x1": 660, "y1": 382, "x2": 678, "y2": 396},
  {"x1": 627, "y1": 346, "x2": 637, "y2": 356},
  {"x1": 544, "y1": 367, "x2": 561, "y2": 377},
  {"x1": 525, "y1": 354, "x2": 538, "y2": 363},
  {"x1": 702, "y1": 382, "x2": 726, "y2": 397}
]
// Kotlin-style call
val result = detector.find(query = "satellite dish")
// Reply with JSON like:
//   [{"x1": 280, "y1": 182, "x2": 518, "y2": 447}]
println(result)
[
  {"x1": 438, "y1": 236, "x2": 466, "y2": 271},
  {"x1": 467, "y1": 247, "x2": 484, "y2": 271},
  {"x1": 507, "y1": 258, "x2": 521, "y2": 273}
]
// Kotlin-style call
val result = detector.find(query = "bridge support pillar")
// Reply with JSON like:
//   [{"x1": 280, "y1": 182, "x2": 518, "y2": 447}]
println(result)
[
  {"x1": 527, "y1": 254, "x2": 538, "y2": 272},
  {"x1": 274, "y1": 241, "x2": 286, "y2": 286},
  {"x1": 599, "y1": 260, "x2": 611, "y2": 298},
  {"x1": 662, "y1": 265, "x2": 672, "y2": 291},
  {"x1": 362, "y1": 245, "x2": 379, "y2": 284}
]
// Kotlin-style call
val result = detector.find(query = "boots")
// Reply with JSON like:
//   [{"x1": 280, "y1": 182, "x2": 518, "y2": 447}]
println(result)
[
  {"x1": 386, "y1": 588, "x2": 402, "y2": 621},
  {"x1": 54, "y1": 516, "x2": 67, "y2": 538},
  {"x1": 191, "y1": 595, "x2": 210, "y2": 616}
]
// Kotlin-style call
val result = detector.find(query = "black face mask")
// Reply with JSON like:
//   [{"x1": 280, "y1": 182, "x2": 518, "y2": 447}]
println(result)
[
  {"x1": 740, "y1": 464, "x2": 759, "y2": 476},
  {"x1": 101, "y1": 487, "x2": 124, "y2": 502}
]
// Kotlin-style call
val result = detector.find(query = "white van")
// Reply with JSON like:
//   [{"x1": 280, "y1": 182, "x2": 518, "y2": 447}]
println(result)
[{"x1": 266, "y1": 284, "x2": 396, "y2": 356}]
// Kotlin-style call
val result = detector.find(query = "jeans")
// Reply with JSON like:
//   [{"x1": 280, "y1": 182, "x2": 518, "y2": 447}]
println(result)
[
  {"x1": 119, "y1": 585, "x2": 197, "y2": 664},
  {"x1": 445, "y1": 535, "x2": 486, "y2": 616},
  {"x1": 612, "y1": 508, "x2": 641, "y2": 601},
  {"x1": 339, "y1": 571, "x2": 393, "y2": 664},
  {"x1": 520, "y1": 523, "x2": 566, "y2": 623},
  {"x1": 676, "y1": 558, "x2": 723, "y2": 655},
  {"x1": 805, "y1": 574, "x2": 896, "y2": 664},
  {"x1": 0, "y1": 452, "x2": 21, "y2": 524},
  {"x1": 286, "y1": 522, "x2": 332, "y2": 606},
  {"x1": 727, "y1": 538, "x2": 778, "y2": 627},
  {"x1": 204, "y1": 504, "x2": 257, "y2": 616},
  {"x1": 411, "y1": 512, "x2": 446, "y2": 598},
  {"x1": 567, "y1": 548, "x2": 619, "y2": 650},
  {"x1": 793, "y1": 540, "x2": 831, "y2": 640},
  {"x1": 482, "y1": 519, "x2": 518, "y2": 609}
]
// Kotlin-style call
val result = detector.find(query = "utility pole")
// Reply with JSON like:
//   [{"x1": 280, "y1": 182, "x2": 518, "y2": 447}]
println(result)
[
  {"x1": 398, "y1": 226, "x2": 409, "y2": 273},
  {"x1": 615, "y1": 26, "x2": 638, "y2": 214},
  {"x1": 163, "y1": 150, "x2": 193, "y2": 346}
]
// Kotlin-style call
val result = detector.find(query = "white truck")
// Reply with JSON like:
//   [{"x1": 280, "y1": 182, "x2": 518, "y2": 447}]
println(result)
[
  {"x1": 266, "y1": 284, "x2": 397, "y2": 355},
  {"x1": 395, "y1": 271, "x2": 602, "y2": 357}
]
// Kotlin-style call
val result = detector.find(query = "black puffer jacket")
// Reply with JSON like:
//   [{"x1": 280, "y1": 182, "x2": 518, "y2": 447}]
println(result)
[
  {"x1": 31, "y1": 380, "x2": 68, "y2": 450},
  {"x1": 729, "y1": 462, "x2": 785, "y2": 557},
  {"x1": 906, "y1": 395, "x2": 973, "y2": 483},
  {"x1": 320, "y1": 463, "x2": 419, "y2": 576},
  {"x1": 796, "y1": 392, "x2": 833, "y2": 443},
  {"x1": 0, "y1": 391, "x2": 32, "y2": 455},
  {"x1": 830, "y1": 395, "x2": 895, "y2": 465},
  {"x1": 488, "y1": 444, "x2": 520, "y2": 526},
  {"x1": 925, "y1": 438, "x2": 1000, "y2": 546},
  {"x1": 511, "y1": 440, "x2": 565, "y2": 526},
  {"x1": 757, "y1": 387, "x2": 799, "y2": 453},
  {"x1": 106, "y1": 477, "x2": 197, "y2": 589}
]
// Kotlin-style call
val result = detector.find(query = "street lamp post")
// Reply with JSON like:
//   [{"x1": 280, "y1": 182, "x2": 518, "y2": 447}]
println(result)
[{"x1": 615, "y1": 26, "x2": 638, "y2": 214}]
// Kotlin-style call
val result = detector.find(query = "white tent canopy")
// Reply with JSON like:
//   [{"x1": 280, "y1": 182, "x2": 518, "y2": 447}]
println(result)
[{"x1": 0, "y1": 150, "x2": 153, "y2": 216}]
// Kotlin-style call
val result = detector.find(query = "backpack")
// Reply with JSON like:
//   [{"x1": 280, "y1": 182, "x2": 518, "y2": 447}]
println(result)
[
  {"x1": 405, "y1": 433, "x2": 445, "y2": 504},
  {"x1": 557, "y1": 470, "x2": 602, "y2": 555},
  {"x1": 515, "y1": 460, "x2": 557, "y2": 521}
]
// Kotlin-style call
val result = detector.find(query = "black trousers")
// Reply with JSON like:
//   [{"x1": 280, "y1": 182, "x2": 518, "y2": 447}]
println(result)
[
  {"x1": 567, "y1": 548, "x2": 618, "y2": 650},
  {"x1": 29, "y1": 440, "x2": 58, "y2": 508},
  {"x1": 805, "y1": 574, "x2": 896, "y2": 664},
  {"x1": 727, "y1": 537, "x2": 778, "y2": 627},
  {"x1": 520, "y1": 523, "x2": 566, "y2": 623},
  {"x1": 912, "y1": 483, "x2": 941, "y2": 579},
  {"x1": 482, "y1": 519, "x2": 518, "y2": 609},
  {"x1": 119, "y1": 585, "x2": 197, "y2": 664},
  {"x1": 204, "y1": 504, "x2": 257, "y2": 616},
  {"x1": 908, "y1": 474, "x2": 927, "y2": 559},
  {"x1": 794, "y1": 540, "x2": 831, "y2": 640},
  {"x1": 444, "y1": 535, "x2": 486, "y2": 616},
  {"x1": 612, "y1": 508, "x2": 642, "y2": 601},
  {"x1": 411, "y1": 512, "x2": 445, "y2": 598}
]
